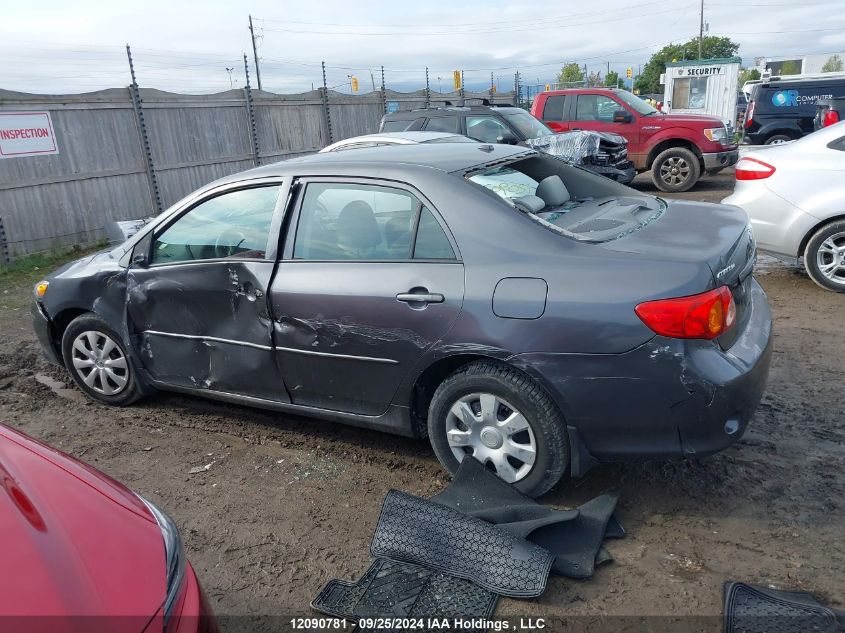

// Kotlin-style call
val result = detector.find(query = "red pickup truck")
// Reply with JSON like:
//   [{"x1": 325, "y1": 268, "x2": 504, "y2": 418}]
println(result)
[{"x1": 530, "y1": 88, "x2": 738, "y2": 192}]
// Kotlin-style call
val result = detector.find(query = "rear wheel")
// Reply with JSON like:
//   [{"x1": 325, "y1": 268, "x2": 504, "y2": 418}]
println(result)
[
  {"x1": 61, "y1": 313, "x2": 144, "y2": 405},
  {"x1": 764, "y1": 133, "x2": 793, "y2": 145},
  {"x1": 651, "y1": 147, "x2": 701, "y2": 193},
  {"x1": 804, "y1": 220, "x2": 845, "y2": 292},
  {"x1": 427, "y1": 361, "x2": 569, "y2": 497}
]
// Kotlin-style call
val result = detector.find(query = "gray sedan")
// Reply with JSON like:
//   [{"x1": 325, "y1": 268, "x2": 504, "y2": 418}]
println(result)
[{"x1": 32, "y1": 143, "x2": 772, "y2": 496}]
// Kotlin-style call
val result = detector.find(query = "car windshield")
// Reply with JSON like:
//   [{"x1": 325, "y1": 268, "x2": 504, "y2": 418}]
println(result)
[
  {"x1": 468, "y1": 166, "x2": 540, "y2": 200},
  {"x1": 502, "y1": 111, "x2": 554, "y2": 139},
  {"x1": 615, "y1": 90, "x2": 659, "y2": 116}
]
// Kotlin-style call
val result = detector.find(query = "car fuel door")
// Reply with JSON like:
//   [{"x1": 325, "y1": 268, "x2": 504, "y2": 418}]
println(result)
[
  {"x1": 126, "y1": 180, "x2": 291, "y2": 402},
  {"x1": 269, "y1": 179, "x2": 465, "y2": 416}
]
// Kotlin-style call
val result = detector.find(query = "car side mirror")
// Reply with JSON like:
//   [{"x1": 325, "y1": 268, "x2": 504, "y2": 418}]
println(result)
[
  {"x1": 613, "y1": 110, "x2": 633, "y2": 123},
  {"x1": 131, "y1": 252, "x2": 148, "y2": 269},
  {"x1": 496, "y1": 132, "x2": 518, "y2": 145}
]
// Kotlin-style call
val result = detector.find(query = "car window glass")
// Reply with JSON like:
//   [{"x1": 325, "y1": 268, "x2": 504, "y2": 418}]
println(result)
[
  {"x1": 381, "y1": 120, "x2": 412, "y2": 132},
  {"x1": 414, "y1": 207, "x2": 455, "y2": 259},
  {"x1": 468, "y1": 167, "x2": 539, "y2": 200},
  {"x1": 828, "y1": 136, "x2": 845, "y2": 151},
  {"x1": 294, "y1": 182, "x2": 421, "y2": 260},
  {"x1": 425, "y1": 116, "x2": 459, "y2": 133},
  {"x1": 575, "y1": 95, "x2": 619, "y2": 122},
  {"x1": 151, "y1": 186, "x2": 279, "y2": 264},
  {"x1": 542, "y1": 95, "x2": 566, "y2": 121},
  {"x1": 466, "y1": 115, "x2": 511, "y2": 142}
]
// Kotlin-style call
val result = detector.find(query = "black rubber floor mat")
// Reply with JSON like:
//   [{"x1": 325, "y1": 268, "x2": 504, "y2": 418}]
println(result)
[
  {"x1": 724, "y1": 582, "x2": 845, "y2": 633},
  {"x1": 431, "y1": 457, "x2": 622, "y2": 578},
  {"x1": 371, "y1": 490, "x2": 554, "y2": 597},
  {"x1": 311, "y1": 558, "x2": 498, "y2": 631}
]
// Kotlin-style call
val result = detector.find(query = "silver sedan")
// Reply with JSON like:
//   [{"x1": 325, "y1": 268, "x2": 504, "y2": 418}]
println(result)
[{"x1": 723, "y1": 121, "x2": 845, "y2": 292}]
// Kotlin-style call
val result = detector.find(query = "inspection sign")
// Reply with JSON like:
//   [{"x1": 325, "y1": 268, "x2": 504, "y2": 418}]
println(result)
[{"x1": 0, "y1": 112, "x2": 58, "y2": 158}]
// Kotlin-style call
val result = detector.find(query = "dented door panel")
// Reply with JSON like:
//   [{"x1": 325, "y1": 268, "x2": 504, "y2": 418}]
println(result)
[
  {"x1": 126, "y1": 260, "x2": 288, "y2": 402},
  {"x1": 269, "y1": 262, "x2": 464, "y2": 416}
]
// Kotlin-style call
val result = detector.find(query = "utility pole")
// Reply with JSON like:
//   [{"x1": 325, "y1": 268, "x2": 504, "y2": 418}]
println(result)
[
  {"x1": 698, "y1": 0, "x2": 704, "y2": 59},
  {"x1": 249, "y1": 14, "x2": 263, "y2": 90},
  {"x1": 226, "y1": 67, "x2": 234, "y2": 89}
]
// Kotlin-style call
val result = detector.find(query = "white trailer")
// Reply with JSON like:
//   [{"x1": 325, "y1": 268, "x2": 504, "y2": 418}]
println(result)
[{"x1": 661, "y1": 57, "x2": 741, "y2": 130}]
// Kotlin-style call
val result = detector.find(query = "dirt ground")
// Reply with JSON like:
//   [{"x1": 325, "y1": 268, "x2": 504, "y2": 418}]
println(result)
[{"x1": 1, "y1": 170, "x2": 843, "y2": 631}]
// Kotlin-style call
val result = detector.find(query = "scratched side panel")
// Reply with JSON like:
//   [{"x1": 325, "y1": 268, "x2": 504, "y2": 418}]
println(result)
[{"x1": 125, "y1": 260, "x2": 289, "y2": 402}]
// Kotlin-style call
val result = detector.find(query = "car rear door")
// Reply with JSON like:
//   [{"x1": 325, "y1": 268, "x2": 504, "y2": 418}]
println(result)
[
  {"x1": 537, "y1": 94, "x2": 569, "y2": 132},
  {"x1": 125, "y1": 179, "x2": 290, "y2": 402},
  {"x1": 268, "y1": 178, "x2": 465, "y2": 416}
]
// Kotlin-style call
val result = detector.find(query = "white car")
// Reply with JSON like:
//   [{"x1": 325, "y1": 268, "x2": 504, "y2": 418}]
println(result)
[
  {"x1": 723, "y1": 121, "x2": 845, "y2": 292},
  {"x1": 320, "y1": 131, "x2": 473, "y2": 152}
]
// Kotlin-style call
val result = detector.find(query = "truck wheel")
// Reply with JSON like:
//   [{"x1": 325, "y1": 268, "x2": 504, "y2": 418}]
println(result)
[
  {"x1": 765, "y1": 134, "x2": 793, "y2": 145},
  {"x1": 804, "y1": 220, "x2": 845, "y2": 292},
  {"x1": 427, "y1": 361, "x2": 569, "y2": 498},
  {"x1": 651, "y1": 147, "x2": 701, "y2": 193},
  {"x1": 61, "y1": 313, "x2": 145, "y2": 405}
]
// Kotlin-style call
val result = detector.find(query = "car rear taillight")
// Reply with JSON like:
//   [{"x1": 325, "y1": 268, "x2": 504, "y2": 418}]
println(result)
[
  {"x1": 635, "y1": 286, "x2": 736, "y2": 340},
  {"x1": 744, "y1": 101, "x2": 755, "y2": 128},
  {"x1": 823, "y1": 109, "x2": 840, "y2": 127},
  {"x1": 735, "y1": 157, "x2": 776, "y2": 180}
]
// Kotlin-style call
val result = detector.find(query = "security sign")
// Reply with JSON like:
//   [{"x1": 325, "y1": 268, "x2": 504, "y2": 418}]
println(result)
[{"x1": 0, "y1": 112, "x2": 58, "y2": 159}]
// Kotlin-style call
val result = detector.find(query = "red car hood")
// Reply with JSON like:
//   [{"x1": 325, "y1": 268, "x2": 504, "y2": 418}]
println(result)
[{"x1": 0, "y1": 424, "x2": 165, "y2": 629}]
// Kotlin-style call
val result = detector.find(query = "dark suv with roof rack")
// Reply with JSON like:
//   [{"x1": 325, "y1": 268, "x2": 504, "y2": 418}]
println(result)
[{"x1": 380, "y1": 104, "x2": 635, "y2": 183}]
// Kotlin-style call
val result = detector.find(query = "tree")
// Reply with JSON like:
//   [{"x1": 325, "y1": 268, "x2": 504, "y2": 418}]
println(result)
[
  {"x1": 587, "y1": 71, "x2": 603, "y2": 87},
  {"x1": 780, "y1": 60, "x2": 801, "y2": 75},
  {"x1": 557, "y1": 62, "x2": 585, "y2": 86},
  {"x1": 822, "y1": 54, "x2": 843, "y2": 73},
  {"x1": 634, "y1": 36, "x2": 739, "y2": 94},
  {"x1": 605, "y1": 70, "x2": 621, "y2": 88},
  {"x1": 739, "y1": 67, "x2": 761, "y2": 85}
]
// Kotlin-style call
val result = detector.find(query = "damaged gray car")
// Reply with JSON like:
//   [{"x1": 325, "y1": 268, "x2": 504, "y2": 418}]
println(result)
[{"x1": 32, "y1": 143, "x2": 772, "y2": 496}]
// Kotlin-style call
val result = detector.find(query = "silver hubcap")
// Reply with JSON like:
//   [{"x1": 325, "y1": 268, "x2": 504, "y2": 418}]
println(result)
[
  {"x1": 445, "y1": 392, "x2": 537, "y2": 483},
  {"x1": 660, "y1": 156, "x2": 691, "y2": 186},
  {"x1": 71, "y1": 331, "x2": 129, "y2": 396},
  {"x1": 816, "y1": 231, "x2": 845, "y2": 286}
]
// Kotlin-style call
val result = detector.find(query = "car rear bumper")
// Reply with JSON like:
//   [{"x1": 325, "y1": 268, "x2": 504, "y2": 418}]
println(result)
[
  {"x1": 31, "y1": 301, "x2": 62, "y2": 365},
  {"x1": 512, "y1": 277, "x2": 773, "y2": 465},
  {"x1": 702, "y1": 149, "x2": 739, "y2": 171}
]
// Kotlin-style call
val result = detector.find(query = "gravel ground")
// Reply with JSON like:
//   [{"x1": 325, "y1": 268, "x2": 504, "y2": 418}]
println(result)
[{"x1": 1, "y1": 170, "x2": 842, "y2": 631}]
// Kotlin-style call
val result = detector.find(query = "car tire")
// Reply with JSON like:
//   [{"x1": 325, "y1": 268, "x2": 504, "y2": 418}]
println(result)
[
  {"x1": 764, "y1": 134, "x2": 793, "y2": 145},
  {"x1": 427, "y1": 361, "x2": 569, "y2": 498},
  {"x1": 61, "y1": 313, "x2": 145, "y2": 405},
  {"x1": 804, "y1": 220, "x2": 845, "y2": 292},
  {"x1": 651, "y1": 147, "x2": 701, "y2": 193}
]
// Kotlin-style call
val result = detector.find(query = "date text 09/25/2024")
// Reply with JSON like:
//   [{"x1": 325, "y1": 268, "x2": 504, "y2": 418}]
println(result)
[{"x1": 289, "y1": 618, "x2": 547, "y2": 630}]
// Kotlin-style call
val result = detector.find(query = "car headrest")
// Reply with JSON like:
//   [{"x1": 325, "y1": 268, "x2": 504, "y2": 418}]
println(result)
[
  {"x1": 535, "y1": 175, "x2": 570, "y2": 206},
  {"x1": 336, "y1": 201, "x2": 381, "y2": 250}
]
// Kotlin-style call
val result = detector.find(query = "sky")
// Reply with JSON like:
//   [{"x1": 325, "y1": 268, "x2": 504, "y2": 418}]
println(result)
[{"x1": 1, "y1": 0, "x2": 844, "y2": 96}]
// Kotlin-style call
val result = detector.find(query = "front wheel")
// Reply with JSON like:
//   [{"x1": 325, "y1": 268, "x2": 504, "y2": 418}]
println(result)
[
  {"x1": 651, "y1": 147, "x2": 701, "y2": 193},
  {"x1": 427, "y1": 361, "x2": 569, "y2": 497},
  {"x1": 804, "y1": 220, "x2": 845, "y2": 292},
  {"x1": 61, "y1": 313, "x2": 145, "y2": 405},
  {"x1": 764, "y1": 134, "x2": 793, "y2": 145}
]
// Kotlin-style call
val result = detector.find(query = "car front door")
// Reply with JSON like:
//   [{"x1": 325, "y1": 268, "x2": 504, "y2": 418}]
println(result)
[
  {"x1": 269, "y1": 178, "x2": 465, "y2": 416},
  {"x1": 126, "y1": 180, "x2": 291, "y2": 402},
  {"x1": 570, "y1": 93, "x2": 639, "y2": 143}
]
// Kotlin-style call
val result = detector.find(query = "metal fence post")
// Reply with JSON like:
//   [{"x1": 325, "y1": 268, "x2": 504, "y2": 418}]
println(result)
[
  {"x1": 0, "y1": 217, "x2": 10, "y2": 265},
  {"x1": 425, "y1": 67, "x2": 430, "y2": 108},
  {"x1": 243, "y1": 54, "x2": 261, "y2": 166},
  {"x1": 460, "y1": 70, "x2": 465, "y2": 105},
  {"x1": 126, "y1": 44, "x2": 163, "y2": 215},
  {"x1": 380, "y1": 65, "x2": 387, "y2": 115},
  {"x1": 490, "y1": 72, "x2": 495, "y2": 99},
  {"x1": 320, "y1": 61, "x2": 334, "y2": 144}
]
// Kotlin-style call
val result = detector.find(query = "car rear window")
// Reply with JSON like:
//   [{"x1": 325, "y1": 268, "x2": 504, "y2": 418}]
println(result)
[
  {"x1": 542, "y1": 95, "x2": 565, "y2": 122},
  {"x1": 424, "y1": 116, "x2": 459, "y2": 133},
  {"x1": 381, "y1": 119, "x2": 413, "y2": 132}
]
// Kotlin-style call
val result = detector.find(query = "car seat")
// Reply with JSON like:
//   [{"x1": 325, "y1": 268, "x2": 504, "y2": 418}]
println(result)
[{"x1": 336, "y1": 201, "x2": 383, "y2": 259}]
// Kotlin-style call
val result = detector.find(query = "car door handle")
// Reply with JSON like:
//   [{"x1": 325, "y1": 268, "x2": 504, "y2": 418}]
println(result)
[{"x1": 396, "y1": 292, "x2": 444, "y2": 304}]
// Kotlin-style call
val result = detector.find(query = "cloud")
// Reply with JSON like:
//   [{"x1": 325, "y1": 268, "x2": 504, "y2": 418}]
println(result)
[{"x1": 1, "y1": 0, "x2": 843, "y2": 94}]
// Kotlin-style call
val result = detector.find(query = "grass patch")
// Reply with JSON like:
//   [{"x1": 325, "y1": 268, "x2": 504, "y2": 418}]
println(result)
[{"x1": 0, "y1": 242, "x2": 107, "y2": 309}]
